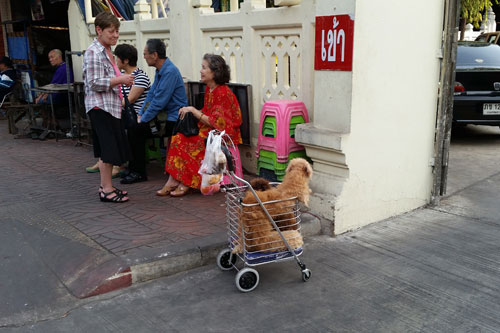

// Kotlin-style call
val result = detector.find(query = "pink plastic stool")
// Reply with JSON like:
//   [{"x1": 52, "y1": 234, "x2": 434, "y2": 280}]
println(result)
[
  {"x1": 223, "y1": 145, "x2": 243, "y2": 186},
  {"x1": 256, "y1": 100, "x2": 309, "y2": 162}
]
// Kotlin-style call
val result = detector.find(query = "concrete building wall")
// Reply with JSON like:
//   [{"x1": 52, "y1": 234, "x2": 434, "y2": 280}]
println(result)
[{"x1": 298, "y1": 0, "x2": 445, "y2": 234}]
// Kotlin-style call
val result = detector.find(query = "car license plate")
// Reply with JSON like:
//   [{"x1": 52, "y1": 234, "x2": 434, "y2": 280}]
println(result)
[{"x1": 483, "y1": 103, "x2": 500, "y2": 115}]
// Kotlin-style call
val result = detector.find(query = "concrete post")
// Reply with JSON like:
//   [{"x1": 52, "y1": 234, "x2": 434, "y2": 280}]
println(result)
[{"x1": 487, "y1": 7, "x2": 496, "y2": 32}]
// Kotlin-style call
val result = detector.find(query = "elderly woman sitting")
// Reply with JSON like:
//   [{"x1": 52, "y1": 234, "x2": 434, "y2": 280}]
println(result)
[{"x1": 157, "y1": 54, "x2": 242, "y2": 197}]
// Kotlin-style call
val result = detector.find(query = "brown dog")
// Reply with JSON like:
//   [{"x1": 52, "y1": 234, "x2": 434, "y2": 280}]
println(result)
[{"x1": 232, "y1": 158, "x2": 313, "y2": 253}]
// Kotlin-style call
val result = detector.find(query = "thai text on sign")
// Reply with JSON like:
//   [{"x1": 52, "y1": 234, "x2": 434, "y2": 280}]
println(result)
[{"x1": 315, "y1": 15, "x2": 354, "y2": 71}]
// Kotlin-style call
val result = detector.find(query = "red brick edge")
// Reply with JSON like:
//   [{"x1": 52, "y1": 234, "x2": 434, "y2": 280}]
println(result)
[{"x1": 85, "y1": 267, "x2": 132, "y2": 298}]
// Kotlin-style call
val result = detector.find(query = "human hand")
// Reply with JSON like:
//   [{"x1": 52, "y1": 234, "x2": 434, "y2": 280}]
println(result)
[
  {"x1": 36, "y1": 94, "x2": 47, "y2": 104},
  {"x1": 137, "y1": 115, "x2": 142, "y2": 123},
  {"x1": 121, "y1": 74, "x2": 135, "y2": 86},
  {"x1": 178, "y1": 106, "x2": 196, "y2": 120}
]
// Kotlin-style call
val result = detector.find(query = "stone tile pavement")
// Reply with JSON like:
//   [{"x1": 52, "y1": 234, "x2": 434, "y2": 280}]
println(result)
[{"x1": 0, "y1": 120, "x2": 227, "y2": 255}]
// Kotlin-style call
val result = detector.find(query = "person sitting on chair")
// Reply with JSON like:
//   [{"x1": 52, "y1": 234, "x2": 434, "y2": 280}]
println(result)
[
  {"x1": 35, "y1": 49, "x2": 74, "y2": 104},
  {"x1": 156, "y1": 54, "x2": 242, "y2": 197},
  {"x1": 35, "y1": 49, "x2": 74, "y2": 126},
  {"x1": 0, "y1": 56, "x2": 16, "y2": 104}
]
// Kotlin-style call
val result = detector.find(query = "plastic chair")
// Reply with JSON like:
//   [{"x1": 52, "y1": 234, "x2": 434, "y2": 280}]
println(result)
[
  {"x1": 256, "y1": 100, "x2": 309, "y2": 162},
  {"x1": 145, "y1": 138, "x2": 164, "y2": 164},
  {"x1": 0, "y1": 92, "x2": 12, "y2": 109}
]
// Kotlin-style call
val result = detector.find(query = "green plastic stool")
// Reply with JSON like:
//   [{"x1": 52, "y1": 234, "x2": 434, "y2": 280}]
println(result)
[
  {"x1": 256, "y1": 149, "x2": 311, "y2": 181},
  {"x1": 145, "y1": 138, "x2": 163, "y2": 164}
]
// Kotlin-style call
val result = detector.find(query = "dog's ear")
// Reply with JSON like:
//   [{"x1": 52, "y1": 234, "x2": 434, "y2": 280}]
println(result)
[
  {"x1": 250, "y1": 178, "x2": 271, "y2": 191},
  {"x1": 303, "y1": 162, "x2": 313, "y2": 178}
]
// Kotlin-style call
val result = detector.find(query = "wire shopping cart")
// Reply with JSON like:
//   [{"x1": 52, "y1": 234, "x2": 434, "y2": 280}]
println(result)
[{"x1": 213, "y1": 130, "x2": 311, "y2": 292}]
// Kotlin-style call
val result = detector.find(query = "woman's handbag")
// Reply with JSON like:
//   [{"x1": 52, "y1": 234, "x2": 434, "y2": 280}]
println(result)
[
  {"x1": 172, "y1": 111, "x2": 199, "y2": 137},
  {"x1": 121, "y1": 86, "x2": 137, "y2": 129}
]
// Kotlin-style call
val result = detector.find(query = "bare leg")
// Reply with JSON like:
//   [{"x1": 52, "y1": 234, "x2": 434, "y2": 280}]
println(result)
[
  {"x1": 156, "y1": 175, "x2": 181, "y2": 196},
  {"x1": 164, "y1": 174, "x2": 180, "y2": 188},
  {"x1": 100, "y1": 159, "x2": 129, "y2": 201}
]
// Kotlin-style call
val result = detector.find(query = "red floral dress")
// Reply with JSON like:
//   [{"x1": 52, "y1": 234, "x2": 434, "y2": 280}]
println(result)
[{"x1": 165, "y1": 85, "x2": 243, "y2": 189}]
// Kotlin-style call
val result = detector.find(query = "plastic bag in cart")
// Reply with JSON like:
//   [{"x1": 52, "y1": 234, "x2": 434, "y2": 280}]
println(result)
[{"x1": 199, "y1": 130, "x2": 227, "y2": 195}]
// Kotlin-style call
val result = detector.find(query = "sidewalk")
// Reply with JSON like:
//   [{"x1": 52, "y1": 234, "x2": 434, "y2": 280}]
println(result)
[{"x1": 0, "y1": 120, "x2": 320, "y2": 298}]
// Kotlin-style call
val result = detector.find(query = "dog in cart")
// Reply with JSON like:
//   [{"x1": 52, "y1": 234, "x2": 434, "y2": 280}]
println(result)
[{"x1": 213, "y1": 129, "x2": 313, "y2": 292}]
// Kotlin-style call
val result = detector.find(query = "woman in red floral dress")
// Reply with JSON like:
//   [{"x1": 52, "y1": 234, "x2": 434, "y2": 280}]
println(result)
[{"x1": 157, "y1": 54, "x2": 242, "y2": 197}]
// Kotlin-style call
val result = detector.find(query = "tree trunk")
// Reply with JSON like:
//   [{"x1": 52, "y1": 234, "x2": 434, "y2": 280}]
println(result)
[{"x1": 459, "y1": 17, "x2": 466, "y2": 40}]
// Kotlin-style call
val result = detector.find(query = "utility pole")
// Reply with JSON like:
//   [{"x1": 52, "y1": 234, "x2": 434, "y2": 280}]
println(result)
[{"x1": 432, "y1": 0, "x2": 461, "y2": 205}]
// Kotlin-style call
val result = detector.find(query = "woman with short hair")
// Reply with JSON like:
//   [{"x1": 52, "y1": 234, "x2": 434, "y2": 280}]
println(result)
[{"x1": 83, "y1": 12, "x2": 135, "y2": 203}]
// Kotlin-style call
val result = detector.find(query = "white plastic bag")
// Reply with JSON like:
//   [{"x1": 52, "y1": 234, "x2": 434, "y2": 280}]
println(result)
[{"x1": 199, "y1": 130, "x2": 227, "y2": 195}]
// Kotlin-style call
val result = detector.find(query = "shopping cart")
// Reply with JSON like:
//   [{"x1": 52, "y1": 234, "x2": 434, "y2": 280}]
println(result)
[{"x1": 214, "y1": 130, "x2": 311, "y2": 292}]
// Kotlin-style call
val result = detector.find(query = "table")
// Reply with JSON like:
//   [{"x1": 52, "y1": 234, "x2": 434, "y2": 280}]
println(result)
[{"x1": 29, "y1": 83, "x2": 71, "y2": 140}]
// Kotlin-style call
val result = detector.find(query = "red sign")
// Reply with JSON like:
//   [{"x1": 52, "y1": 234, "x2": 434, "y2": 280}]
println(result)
[{"x1": 314, "y1": 15, "x2": 354, "y2": 71}]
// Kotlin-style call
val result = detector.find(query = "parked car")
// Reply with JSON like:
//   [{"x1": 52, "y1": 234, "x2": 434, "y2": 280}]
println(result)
[
  {"x1": 453, "y1": 41, "x2": 500, "y2": 126},
  {"x1": 475, "y1": 31, "x2": 500, "y2": 44}
]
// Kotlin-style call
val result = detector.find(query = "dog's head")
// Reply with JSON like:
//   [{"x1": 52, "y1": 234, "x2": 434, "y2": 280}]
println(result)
[
  {"x1": 285, "y1": 158, "x2": 313, "y2": 180},
  {"x1": 249, "y1": 178, "x2": 272, "y2": 192}
]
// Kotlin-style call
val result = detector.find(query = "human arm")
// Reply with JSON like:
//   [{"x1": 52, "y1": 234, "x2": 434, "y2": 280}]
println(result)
[
  {"x1": 127, "y1": 86, "x2": 146, "y2": 104},
  {"x1": 179, "y1": 106, "x2": 210, "y2": 126},
  {"x1": 35, "y1": 93, "x2": 48, "y2": 103},
  {"x1": 0, "y1": 74, "x2": 14, "y2": 90},
  {"x1": 83, "y1": 49, "x2": 134, "y2": 91},
  {"x1": 139, "y1": 69, "x2": 178, "y2": 123}
]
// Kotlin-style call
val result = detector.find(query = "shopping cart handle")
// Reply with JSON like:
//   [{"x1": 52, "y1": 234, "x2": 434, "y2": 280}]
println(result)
[{"x1": 221, "y1": 145, "x2": 235, "y2": 172}]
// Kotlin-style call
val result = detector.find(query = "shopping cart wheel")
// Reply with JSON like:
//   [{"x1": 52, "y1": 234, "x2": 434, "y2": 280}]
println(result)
[
  {"x1": 302, "y1": 268, "x2": 312, "y2": 282},
  {"x1": 235, "y1": 268, "x2": 259, "y2": 292},
  {"x1": 216, "y1": 248, "x2": 236, "y2": 271}
]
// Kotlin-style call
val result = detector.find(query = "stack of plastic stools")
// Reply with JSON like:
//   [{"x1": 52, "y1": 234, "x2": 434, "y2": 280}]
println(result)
[
  {"x1": 256, "y1": 100, "x2": 309, "y2": 181},
  {"x1": 257, "y1": 149, "x2": 308, "y2": 181}
]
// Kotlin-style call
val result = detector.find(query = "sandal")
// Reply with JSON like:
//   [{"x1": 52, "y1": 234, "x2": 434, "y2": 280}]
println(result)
[
  {"x1": 86, "y1": 162, "x2": 100, "y2": 173},
  {"x1": 170, "y1": 185, "x2": 191, "y2": 197},
  {"x1": 112, "y1": 166, "x2": 122, "y2": 179},
  {"x1": 99, "y1": 186, "x2": 127, "y2": 196},
  {"x1": 156, "y1": 184, "x2": 178, "y2": 196},
  {"x1": 99, "y1": 190, "x2": 129, "y2": 203}
]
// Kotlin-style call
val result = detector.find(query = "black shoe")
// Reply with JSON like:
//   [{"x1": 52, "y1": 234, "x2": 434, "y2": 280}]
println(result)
[
  {"x1": 120, "y1": 169, "x2": 131, "y2": 179},
  {"x1": 120, "y1": 172, "x2": 147, "y2": 184}
]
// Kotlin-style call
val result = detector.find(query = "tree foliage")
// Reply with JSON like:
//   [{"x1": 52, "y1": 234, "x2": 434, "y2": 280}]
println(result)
[{"x1": 461, "y1": 0, "x2": 499, "y2": 28}]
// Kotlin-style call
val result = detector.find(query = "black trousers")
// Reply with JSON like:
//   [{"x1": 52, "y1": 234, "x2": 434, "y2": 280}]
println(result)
[{"x1": 127, "y1": 121, "x2": 175, "y2": 176}]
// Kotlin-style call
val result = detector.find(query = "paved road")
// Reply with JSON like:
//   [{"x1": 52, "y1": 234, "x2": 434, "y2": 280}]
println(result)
[
  {"x1": 447, "y1": 124, "x2": 500, "y2": 195},
  {"x1": 3, "y1": 199, "x2": 500, "y2": 332}
]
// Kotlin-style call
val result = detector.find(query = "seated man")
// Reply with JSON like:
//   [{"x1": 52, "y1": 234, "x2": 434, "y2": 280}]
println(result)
[
  {"x1": 35, "y1": 49, "x2": 74, "y2": 105},
  {"x1": 34, "y1": 49, "x2": 74, "y2": 129},
  {"x1": 0, "y1": 56, "x2": 16, "y2": 103}
]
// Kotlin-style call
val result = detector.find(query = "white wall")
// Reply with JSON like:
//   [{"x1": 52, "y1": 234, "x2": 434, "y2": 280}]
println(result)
[
  {"x1": 333, "y1": 0, "x2": 444, "y2": 233},
  {"x1": 68, "y1": 0, "x2": 447, "y2": 234}
]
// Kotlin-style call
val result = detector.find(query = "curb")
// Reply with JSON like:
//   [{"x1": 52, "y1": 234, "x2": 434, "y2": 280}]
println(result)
[
  {"x1": 74, "y1": 211, "x2": 322, "y2": 298},
  {"x1": 126, "y1": 212, "x2": 322, "y2": 286}
]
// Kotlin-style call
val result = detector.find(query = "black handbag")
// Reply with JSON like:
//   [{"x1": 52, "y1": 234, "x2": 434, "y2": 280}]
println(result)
[
  {"x1": 121, "y1": 86, "x2": 137, "y2": 129},
  {"x1": 172, "y1": 112, "x2": 199, "y2": 137}
]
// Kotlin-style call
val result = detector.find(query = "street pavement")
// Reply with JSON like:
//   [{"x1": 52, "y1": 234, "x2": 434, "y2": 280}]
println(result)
[{"x1": 1, "y1": 121, "x2": 500, "y2": 331}]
